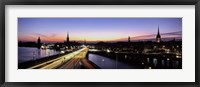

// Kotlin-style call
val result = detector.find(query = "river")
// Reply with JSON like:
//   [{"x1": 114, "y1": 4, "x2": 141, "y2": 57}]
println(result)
[
  {"x1": 88, "y1": 53, "x2": 141, "y2": 69},
  {"x1": 18, "y1": 47, "x2": 59, "y2": 63}
]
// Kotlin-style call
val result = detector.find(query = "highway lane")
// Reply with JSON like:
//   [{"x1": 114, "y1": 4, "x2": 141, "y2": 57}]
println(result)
[
  {"x1": 58, "y1": 47, "x2": 95, "y2": 69},
  {"x1": 28, "y1": 47, "x2": 87, "y2": 69},
  {"x1": 59, "y1": 58, "x2": 81, "y2": 69}
]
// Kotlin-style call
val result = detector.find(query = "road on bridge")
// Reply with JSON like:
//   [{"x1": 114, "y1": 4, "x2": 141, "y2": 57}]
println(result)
[
  {"x1": 28, "y1": 47, "x2": 95, "y2": 69},
  {"x1": 58, "y1": 47, "x2": 95, "y2": 69}
]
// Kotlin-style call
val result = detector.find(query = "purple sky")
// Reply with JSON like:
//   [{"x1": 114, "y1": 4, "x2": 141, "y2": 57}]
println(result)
[{"x1": 18, "y1": 18, "x2": 182, "y2": 42}]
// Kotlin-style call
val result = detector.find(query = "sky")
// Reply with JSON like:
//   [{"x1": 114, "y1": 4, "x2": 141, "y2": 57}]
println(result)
[{"x1": 18, "y1": 18, "x2": 182, "y2": 43}]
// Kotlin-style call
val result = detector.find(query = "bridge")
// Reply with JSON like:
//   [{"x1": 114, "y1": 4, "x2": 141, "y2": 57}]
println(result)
[{"x1": 28, "y1": 47, "x2": 96, "y2": 69}]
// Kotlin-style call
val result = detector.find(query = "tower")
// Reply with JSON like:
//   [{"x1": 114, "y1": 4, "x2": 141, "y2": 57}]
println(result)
[
  {"x1": 66, "y1": 32, "x2": 69, "y2": 43},
  {"x1": 156, "y1": 26, "x2": 161, "y2": 43},
  {"x1": 37, "y1": 37, "x2": 41, "y2": 49},
  {"x1": 128, "y1": 36, "x2": 131, "y2": 43}
]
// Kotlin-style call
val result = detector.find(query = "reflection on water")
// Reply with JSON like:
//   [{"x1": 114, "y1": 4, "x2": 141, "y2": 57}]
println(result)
[
  {"x1": 88, "y1": 52, "x2": 181, "y2": 69},
  {"x1": 162, "y1": 60, "x2": 165, "y2": 67},
  {"x1": 146, "y1": 57, "x2": 180, "y2": 69},
  {"x1": 88, "y1": 53, "x2": 140, "y2": 69},
  {"x1": 18, "y1": 47, "x2": 59, "y2": 63},
  {"x1": 153, "y1": 58, "x2": 157, "y2": 67}
]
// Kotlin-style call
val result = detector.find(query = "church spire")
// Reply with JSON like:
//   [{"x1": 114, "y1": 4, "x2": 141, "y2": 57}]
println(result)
[
  {"x1": 67, "y1": 32, "x2": 69, "y2": 43},
  {"x1": 156, "y1": 26, "x2": 161, "y2": 43},
  {"x1": 128, "y1": 36, "x2": 130, "y2": 43},
  {"x1": 157, "y1": 26, "x2": 160, "y2": 35},
  {"x1": 37, "y1": 37, "x2": 41, "y2": 49}
]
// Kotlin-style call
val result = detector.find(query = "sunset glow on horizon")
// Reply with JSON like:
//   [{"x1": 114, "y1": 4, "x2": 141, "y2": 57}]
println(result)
[{"x1": 18, "y1": 18, "x2": 182, "y2": 43}]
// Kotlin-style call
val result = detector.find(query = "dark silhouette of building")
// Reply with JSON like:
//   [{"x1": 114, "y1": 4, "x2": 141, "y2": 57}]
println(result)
[
  {"x1": 128, "y1": 36, "x2": 131, "y2": 43},
  {"x1": 66, "y1": 32, "x2": 69, "y2": 43},
  {"x1": 64, "y1": 32, "x2": 70, "y2": 48},
  {"x1": 156, "y1": 26, "x2": 161, "y2": 43},
  {"x1": 63, "y1": 32, "x2": 81, "y2": 49},
  {"x1": 173, "y1": 37, "x2": 176, "y2": 41},
  {"x1": 37, "y1": 37, "x2": 41, "y2": 49}
]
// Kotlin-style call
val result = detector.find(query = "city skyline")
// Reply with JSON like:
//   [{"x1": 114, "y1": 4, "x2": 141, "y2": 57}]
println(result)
[{"x1": 18, "y1": 18, "x2": 182, "y2": 43}]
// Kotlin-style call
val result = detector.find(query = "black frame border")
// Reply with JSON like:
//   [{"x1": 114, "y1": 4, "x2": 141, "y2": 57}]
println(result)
[{"x1": 0, "y1": 0, "x2": 200, "y2": 87}]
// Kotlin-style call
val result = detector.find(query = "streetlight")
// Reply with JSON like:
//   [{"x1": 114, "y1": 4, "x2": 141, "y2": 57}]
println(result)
[{"x1": 107, "y1": 49, "x2": 110, "y2": 53}]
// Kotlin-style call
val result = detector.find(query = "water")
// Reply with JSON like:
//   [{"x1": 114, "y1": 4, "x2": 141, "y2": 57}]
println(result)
[
  {"x1": 88, "y1": 53, "x2": 140, "y2": 69},
  {"x1": 18, "y1": 47, "x2": 59, "y2": 63}
]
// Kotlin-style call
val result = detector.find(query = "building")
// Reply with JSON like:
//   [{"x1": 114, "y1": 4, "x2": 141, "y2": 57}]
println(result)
[
  {"x1": 64, "y1": 32, "x2": 70, "y2": 48},
  {"x1": 66, "y1": 32, "x2": 69, "y2": 43},
  {"x1": 64, "y1": 32, "x2": 70, "y2": 45},
  {"x1": 37, "y1": 37, "x2": 41, "y2": 49},
  {"x1": 128, "y1": 36, "x2": 131, "y2": 43},
  {"x1": 64, "y1": 32, "x2": 81, "y2": 49},
  {"x1": 156, "y1": 26, "x2": 161, "y2": 43}
]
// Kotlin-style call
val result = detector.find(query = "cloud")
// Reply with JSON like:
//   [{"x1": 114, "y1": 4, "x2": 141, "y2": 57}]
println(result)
[
  {"x1": 115, "y1": 31, "x2": 182, "y2": 41},
  {"x1": 31, "y1": 33, "x2": 49, "y2": 38},
  {"x1": 31, "y1": 33, "x2": 59, "y2": 38},
  {"x1": 50, "y1": 34, "x2": 57, "y2": 37},
  {"x1": 161, "y1": 31, "x2": 182, "y2": 35},
  {"x1": 133, "y1": 31, "x2": 182, "y2": 39}
]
